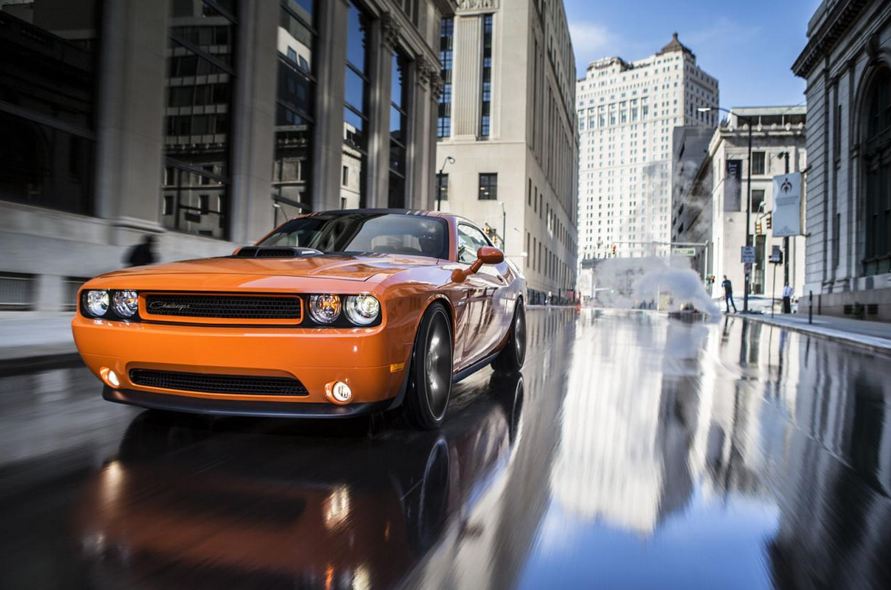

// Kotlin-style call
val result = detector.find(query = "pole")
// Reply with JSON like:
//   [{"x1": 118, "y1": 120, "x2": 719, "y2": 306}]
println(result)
[
  {"x1": 808, "y1": 290, "x2": 813, "y2": 324},
  {"x1": 436, "y1": 171, "x2": 443, "y2": 211},
  {"x1": 782, "y1": 152, "x2": 790, "y2": 286},
  {"x1": 771, "y1": 262, "x2": 777, "y2": 318},
  {"x1": 502, "y1": 206, "x2": 507, "y2": 251},
  {"x1": 744, "y1": 119, "x2": 752, "y2": 313}
]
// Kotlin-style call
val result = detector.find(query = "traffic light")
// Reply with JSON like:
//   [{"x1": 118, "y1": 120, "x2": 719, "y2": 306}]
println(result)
[
  {"x1": 765, "y1": 213, "x2": 772, "y2": 230},
  {"x1": 611, "y1": 244, "x2": 617, "y2": 256},
  {"x1": 755, "y1": 221, "x2": 763, "y2": 235}
]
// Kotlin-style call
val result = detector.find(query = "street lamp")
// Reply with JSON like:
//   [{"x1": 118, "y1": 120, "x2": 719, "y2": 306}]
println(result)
[
  {"x1": 699, "y1": 106, "x2": 755, "y2": 313},
  {"x1": 436, "y1": 156, "x2": 455, "y2": 211},
  {"x1": 497, "y1": 200, "x2": 506, "y2": 250}
]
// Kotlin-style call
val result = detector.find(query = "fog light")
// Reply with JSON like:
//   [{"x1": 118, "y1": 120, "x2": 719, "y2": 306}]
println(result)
[
  {"x1": 107, "y1": 370, "x2": 120, "y2": 388},
  {"x1": 326, "y1": 381, "x2": 352, "y2": 404}
]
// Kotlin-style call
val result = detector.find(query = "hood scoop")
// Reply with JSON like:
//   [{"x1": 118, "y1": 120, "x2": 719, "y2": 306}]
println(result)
[{"x1": 234, "y1": 246, "x2": 324, "y2": 258}]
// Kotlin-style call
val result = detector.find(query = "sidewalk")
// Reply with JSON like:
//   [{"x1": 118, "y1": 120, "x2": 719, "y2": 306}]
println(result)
[
  {"x1": 742, "y1": 311, "x2": 891, "y2": 356},
  {"x1": 0, "y1": 312, "x2": 78, "y2": 373}
]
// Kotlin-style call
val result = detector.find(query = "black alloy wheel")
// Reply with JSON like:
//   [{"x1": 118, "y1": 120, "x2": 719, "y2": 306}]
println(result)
[
  {"x1": 403, "y1": 303, "x2": 454, "y2": 429},
  {"x1": 493, "y1": 301, "x2": 526, "y2": 373}
]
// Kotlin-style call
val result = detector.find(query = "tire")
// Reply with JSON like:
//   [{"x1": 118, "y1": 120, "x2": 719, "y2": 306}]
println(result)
[
  {"x1": 403, "y1": 303, "x2": 454, "y2": 430},
  {"x1": 492, "y1": 300, "x2": 526, "y2": 373}
]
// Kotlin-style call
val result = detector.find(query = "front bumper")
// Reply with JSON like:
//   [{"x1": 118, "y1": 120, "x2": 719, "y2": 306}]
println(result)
[
  {"x1": 72, "y1": 315, "x2": 412, "y2": 414},
  {"x1": 103, "y1": 386, "x2": 387, "y2": 418}
]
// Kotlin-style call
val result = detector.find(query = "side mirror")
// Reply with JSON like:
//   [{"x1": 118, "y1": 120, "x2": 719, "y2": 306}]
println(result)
[
  {"x1": 452, "y1": 246, "x2": 505, "y2": 283},
  {"x1": 477, "y1": 246, "x2": 504, "y2": 265}
]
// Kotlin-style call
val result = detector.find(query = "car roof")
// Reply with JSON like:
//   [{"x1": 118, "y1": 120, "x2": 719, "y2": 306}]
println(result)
[{"x1": 299, "y1": 208, "x2": 481, "y2": 227}]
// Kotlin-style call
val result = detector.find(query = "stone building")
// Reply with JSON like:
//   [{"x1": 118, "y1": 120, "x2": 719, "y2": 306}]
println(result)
[
  {"x1": 0, "y1": 0, "x2": 455, "y2": 311},
  {"x1": 435, "y1": 0, "x2": 578, "y2": 304},
  {"x1": 671, "y1": 107, "x2": 808, "y2": 302},
  {"x1": 792, "y1": 0, "x2": 891, "y2": 321},
  {"x1": 576, "y1": 34, "x2": 719, "y2": 262}
]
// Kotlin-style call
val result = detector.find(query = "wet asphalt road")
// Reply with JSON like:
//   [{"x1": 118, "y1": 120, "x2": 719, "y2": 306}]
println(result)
[{"x1": 1, "y1": 309, "x2": 890, "y2": 589}]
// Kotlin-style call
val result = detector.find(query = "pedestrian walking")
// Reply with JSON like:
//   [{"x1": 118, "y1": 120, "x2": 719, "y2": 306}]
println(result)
[
  {"x1": 722, "y1": 275, "x2": 737, "y2": 313},
  {"x1": 782, "y1": 283, "x2": 793, "y2": 314},
  {"x1": 124, "y1": 235, "x2": 158, "y2": 267}
]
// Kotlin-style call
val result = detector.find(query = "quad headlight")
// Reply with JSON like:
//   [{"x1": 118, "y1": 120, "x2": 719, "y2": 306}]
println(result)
[
  {"x1": 344, "y1": 295, "x2": 380, "y2": 326},
  {"x1": 308, "y1": 294, "x2": 342, "y2": 324},
  {"x1": 83, "y1": 289, "x2": 139, "y2": 319},
  {"x1": 85, "y1": 290, "x2": 110, "y2": 317},
  {"x1": 112, "y1": 290, "x2": 139, "y2": 318}
]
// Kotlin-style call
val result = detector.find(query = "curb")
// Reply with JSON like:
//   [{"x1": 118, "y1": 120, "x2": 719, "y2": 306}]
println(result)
[
  {"x1": 0, "y1": 351, "x2": 82, "y2": 377},
  {"x1": 742, "y1": 315, "x2": 891, "y2": 357}
]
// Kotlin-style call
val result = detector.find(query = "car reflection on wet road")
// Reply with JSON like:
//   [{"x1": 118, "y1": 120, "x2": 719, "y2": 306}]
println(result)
[{"x1": 1, "y1": 309, "x2": 890, "y2": 589}]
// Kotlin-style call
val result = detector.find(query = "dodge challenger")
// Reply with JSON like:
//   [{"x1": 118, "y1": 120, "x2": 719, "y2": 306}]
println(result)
[{"x1": 71, "y1": 209, "x2": 526, "y2": 428}]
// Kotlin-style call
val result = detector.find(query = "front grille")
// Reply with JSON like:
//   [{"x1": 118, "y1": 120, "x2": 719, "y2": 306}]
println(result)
[
  {"x1": 143, "y1": 294, "x2": 301, "y2": 320},
  {"x1": 130, "y1": 369, "x2": 309, "y2": 396}
]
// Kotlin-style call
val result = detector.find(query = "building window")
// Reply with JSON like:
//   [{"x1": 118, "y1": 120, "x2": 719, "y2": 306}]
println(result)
[
  {"x1": 163, "y1": 0, "x2": 237, "y2": 239},
  {"x1": 0, "y1": 0, "x2": 99, "y2": 216},
  {"x1": 437, "y1": 173, "x2": 448, "y2": 201},
  {"x1": 862, "y1": 66, "x2": 891, "y2": 276},
  {"x1": 479, "y1": 14, "x2": 493, "y2": 138},
  {"x1": 343, "y1": 1, "x2": 371, "y2": 206},
  {"x1": 388, "y1": 51, "x2": 410, "y2": 208},
  {"x1": 437, "y1": 17, "x2": 454, "y2": 138},
  {"x1": 751, "y1": 151, "x2": 765, "y2": 175},
  {"x1": 478, "y1": 173, "x2": 497, "y2": 200},
  {"x1": 751, "y1": 189, "x2": 765, "y2": 213},
  {"x1": 274, "y1": 0, "x2": 316, "y2": 213},
  {"x1": 342, "y1": 165, "x2": 349, "y2": 186}
]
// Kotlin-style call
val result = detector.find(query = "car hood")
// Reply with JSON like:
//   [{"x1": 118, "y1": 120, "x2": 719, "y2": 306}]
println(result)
[{"x1": 96, "y1": 254, "x2": 440, "y2": 284}]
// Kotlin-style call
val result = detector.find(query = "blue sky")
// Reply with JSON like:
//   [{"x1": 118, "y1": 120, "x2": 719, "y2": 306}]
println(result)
[{"x1": 564, "y1": 0, "x2": 821, "y2": 109}]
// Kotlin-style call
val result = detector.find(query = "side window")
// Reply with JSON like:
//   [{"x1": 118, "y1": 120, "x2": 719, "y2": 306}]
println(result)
[{"x1": 457, "y1": 224, "x2": 490, "y2": 264}]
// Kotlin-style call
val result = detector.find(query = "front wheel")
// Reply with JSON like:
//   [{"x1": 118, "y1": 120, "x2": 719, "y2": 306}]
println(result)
[
  {"x1": 403, "y1": 303, "x2": 454, "y2": 430},
  {"x1": 493, "y1": 301, "x2": 526, "y2": 373}
]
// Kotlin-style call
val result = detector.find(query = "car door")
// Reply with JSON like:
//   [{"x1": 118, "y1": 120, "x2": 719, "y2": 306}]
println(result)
[{"x1": 455, "y1": 223, "x2": 507, "y2": 366}]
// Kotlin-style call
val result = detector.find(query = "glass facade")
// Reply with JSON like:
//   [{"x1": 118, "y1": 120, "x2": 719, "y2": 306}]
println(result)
[
  {"x1": 274, "y1": 0, "x2": 316, "y2": 212},
  {"x1": 343, "y1": 1, "x2": 370, "y2": 207},
  {"x1": 437, "y1": 17, "x2": 453, "y2": 138},
  {"x1": 479, "y1": 14, "x2": 493, "y2": 138},
  {"x1": 0, "y1": 1, "x2": 99, "y2": 215},
  {"x1": 162, "y1": 0, "x2": 237, "y2": 239},
  {"x1": 388, "y1": 51, "x2": 410, "y2": 208}
]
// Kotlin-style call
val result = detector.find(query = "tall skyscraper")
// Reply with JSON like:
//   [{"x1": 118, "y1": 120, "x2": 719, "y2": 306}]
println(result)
[
  {"x1": 436, "y1": 0, "x2": 579, "y2": 305},
  {"x1": 576, "y1": 34, "x2": 718, "y2": 260}
]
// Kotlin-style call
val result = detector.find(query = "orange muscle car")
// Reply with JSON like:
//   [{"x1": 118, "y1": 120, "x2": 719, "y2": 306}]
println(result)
[{"x1": 71, "y1": 209, "x2": 526, "y2": 428}]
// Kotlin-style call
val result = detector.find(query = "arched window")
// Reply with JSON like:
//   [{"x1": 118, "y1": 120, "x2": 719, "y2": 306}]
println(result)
[{"x1": 862, "y1": 66, "x2": 891, "y2": 276}]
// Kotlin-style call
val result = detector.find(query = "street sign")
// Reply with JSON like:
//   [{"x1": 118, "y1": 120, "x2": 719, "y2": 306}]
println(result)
[
  {"x1": 673, "y1": 247, "x2": 696, "y2": 257},
  {"x1": 769, "y1": 245, "x2": 783, "y2": 264},
  {"x1": 744, "y1": 262, "x2": 753, "y2": 275},
  {"x1": 772, "y1": 173, "x2": 803, "y2": 237},
  {"x1": 741, "y1": 246, "x2": 755, "y2": 264}
]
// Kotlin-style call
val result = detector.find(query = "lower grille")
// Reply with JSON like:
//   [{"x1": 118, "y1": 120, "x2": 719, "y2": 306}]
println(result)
[
  {"x1": 143, "y1": 294, "x2": 302, "y2": 321},
  {"x1": 129, "y1": 369, "x2": 309, "y2": 396}
]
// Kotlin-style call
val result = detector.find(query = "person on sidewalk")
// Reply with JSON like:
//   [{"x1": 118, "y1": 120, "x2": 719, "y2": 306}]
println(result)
[
  {"x1": 722, "y1": 275, "x2": 737, "y2": 313},
  {"x1": 124, "y1": 235, "x2": 158, "y2": 267},
  {"x1": 782, "y1": 283, "x2": 793, "y2": 314}
]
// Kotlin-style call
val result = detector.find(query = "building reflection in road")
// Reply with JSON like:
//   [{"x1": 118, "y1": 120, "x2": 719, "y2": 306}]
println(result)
[{"x1": 18, "y1": 309, "x2": 891, "y2": 588}]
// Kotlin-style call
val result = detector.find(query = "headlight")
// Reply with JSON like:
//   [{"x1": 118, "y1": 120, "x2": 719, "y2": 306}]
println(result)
[
  {"x1": 344, "y1": 295, "x2": 380, "y2": 326},
  {"x1": 112, "y1": 290, "x2": 139, "y2": 318},
  {"x1": 85, "y1": 290, "x2": 110, "y2": 317},
  {"x1": 308, "y1": 294, "x2": 341, "y2": 324}
]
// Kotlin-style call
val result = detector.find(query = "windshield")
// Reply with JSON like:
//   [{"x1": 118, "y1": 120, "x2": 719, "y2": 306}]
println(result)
[{"x1": 258, "y1": 213, "x2": 450, "y2": 259}]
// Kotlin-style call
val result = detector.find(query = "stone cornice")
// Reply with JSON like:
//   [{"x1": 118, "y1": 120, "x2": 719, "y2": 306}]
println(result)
[{"x1": 792, "y1": 0, "x2": 870, "y2": 78}]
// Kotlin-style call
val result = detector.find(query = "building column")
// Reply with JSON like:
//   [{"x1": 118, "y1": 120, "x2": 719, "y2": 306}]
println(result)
[
  {"x1": 94, "y1": 0, "x2": 170, "y2": 244},
  {"x1": 411, "y1": 56, "x2": 440, "y2": 210},
  {"x1": 452, "y1": 14, "x2": 481, "y2": 139},
  {"x1": 312, "y1": 0, "x2": 349, "y2": 212},
  {"x1": 365, "y1": 15, "x2": 394, "y2": 208},
  {"x1": 229, "y1": 0, "x2": 278, "y2": 244}
]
